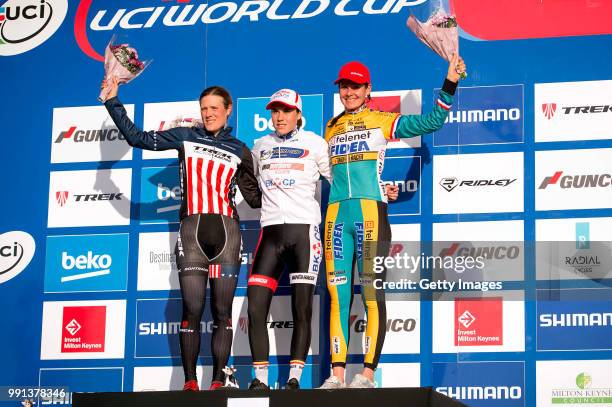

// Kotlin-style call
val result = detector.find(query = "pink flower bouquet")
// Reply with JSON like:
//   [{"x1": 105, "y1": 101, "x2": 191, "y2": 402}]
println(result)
[
  {"x1": 407, "y1": 8, "x2": 467, "y2": 79},
  {"x1": 98, "y1": 36, "x2": 150, "y2": 102}
]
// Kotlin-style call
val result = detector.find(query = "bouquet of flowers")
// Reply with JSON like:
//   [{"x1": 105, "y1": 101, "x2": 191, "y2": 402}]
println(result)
[
  {"x1": 406, "y1": 7, "x2": 467, "y2": 79},
  {"x1": 98, "y1": 36, "x2": 150, "y2": 102},
  {"x1": 164, "y1": 116, "x2": 203, "y2": 130}
]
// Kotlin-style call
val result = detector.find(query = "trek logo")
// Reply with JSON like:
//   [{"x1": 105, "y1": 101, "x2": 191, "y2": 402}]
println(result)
[
  {"x1": 0, "y1": 231, "x2": 35, "y2": 284},
  {"x1": 55, "y1": 191, "x2": 123, "y2": 205},
  {"x1": 559, "y1": 105, "x2": 612, "y2": 114},
  {"x1": 439, "y1": 243, "x2": 520, "y2": 260},
  {"x1": 0, "y1": 0, "x2": 67, "y2": 56},
  {"x1": 539, "y1": 171, "x2": 612, "y2": 189},
  {"x1": 54, "y1": 126, "x2": 124, "y2": 144},
  {"x1": 542, "y1": 103, "x2": 557, "y2": 119},
  {"x1": 192, "y1": 146, "x2": 233, "y2": 162},
  {"x1": 333, "y1": 223, "x2": 344, "y2": 260},
  {"x1": 350, "y1": 315, "x2": 417, "y2": 333},
  {"x1": 60, "y1": 251, "x2": 112, "y2": 283},
  {"x1": 61, "y1": 306, "x2": 106, "y2": 353},
  {"x1": 446, "y1": 108, "x2": 521, "y2": 124},
  {"x1": 440, "y1": 178, "x2": 517, "y2": 192}
]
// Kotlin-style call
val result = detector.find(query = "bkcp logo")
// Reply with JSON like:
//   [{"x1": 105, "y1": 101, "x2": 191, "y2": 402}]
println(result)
[
  {"x1": 0, "y1": 0, "x2": 68, "y2": 56},
  {"x1": 45, "y1": 234, "x2": 129, "y2": 293},
  {"x1": 0, "y1": 230, "x2": 35, "y2": 284},
  {"x1": 237, "y1": 94, "x2": 323, "y2": 148}
]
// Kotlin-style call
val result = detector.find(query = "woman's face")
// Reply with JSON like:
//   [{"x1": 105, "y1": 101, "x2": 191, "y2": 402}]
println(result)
[
  {"x1": 200, "y1": 94, "x2": 231, "y2": 133},
  {"x1": 271, "y1": 104, "x2": 301, "y2": 135},
  {"x1": 338, "y1": 80, "x2": 371, "y2": 112}
]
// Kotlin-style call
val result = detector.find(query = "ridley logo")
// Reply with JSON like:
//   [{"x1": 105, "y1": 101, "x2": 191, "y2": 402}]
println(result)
[
  {"x1": 0, "y1": 0, "x2": 68, "y2": 56},
  {"x1": 440, "y1": 178, "x2": 459, "y2": 192},
  {"x1": 542, "y1": 103, "x2": 557, "y2": 119},
  {"x1": 65, "y1": 318, "x2": 82, "y2": 336},
  {"x1": 55, "y1": 191, "x2": 69, "y2": 206}
]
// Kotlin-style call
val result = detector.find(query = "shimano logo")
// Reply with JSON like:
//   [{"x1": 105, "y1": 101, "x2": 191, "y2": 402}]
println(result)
[
  {"x1": 54, "y1": 127, "x2": 124, "y2": 143},
  {"x1": 61, "y1": 251, "x2": 112, "y2": 282},
  {"x1": 385, "y1": 180, "x2": 418, "y2": 193},
  {"x1": 440, "y1": 178, "x2": 517, "y2": 192},
  {"x1": 538, "y1": 171, "x2": 612, "y2": 189},
  {"x1": 437, "y1": 386, "x2": 522, "y2": 400},
  {"x1": 446, "y1": 108, "x2": 521, "y2": 124},
  {"x1": 139, "y1": 321, "x2": 213, "y2": 335},
  {"x1": 539, "y1": 312, "x2": 612, "y2": 327}
]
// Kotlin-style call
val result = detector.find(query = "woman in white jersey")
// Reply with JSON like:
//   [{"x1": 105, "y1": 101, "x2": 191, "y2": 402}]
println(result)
[{"x1": 247, "y1": 89, "x2": 330, "y2": 390}]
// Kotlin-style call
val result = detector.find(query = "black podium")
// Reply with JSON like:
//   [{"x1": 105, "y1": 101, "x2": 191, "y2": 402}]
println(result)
[{"x1": 74, "y1": 387, "x2": 466, "y2": 407}]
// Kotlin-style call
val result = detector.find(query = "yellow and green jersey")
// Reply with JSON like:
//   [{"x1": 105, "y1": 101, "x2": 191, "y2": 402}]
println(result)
[{"x1": 325, "y1": 83, "x2": 455, "y2": 203}]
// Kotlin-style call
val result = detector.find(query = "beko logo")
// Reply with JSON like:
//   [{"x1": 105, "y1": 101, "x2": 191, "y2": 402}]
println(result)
[
  {"x1": 54, "y1": 126, "x2": 124, "y2": 143},
  {"x1": 0, "y1": 231, "x2": 36, "y2": 284},
  {"x1": 539, "y1": 312, "x2": 612, "y2": 327},
  {"x1": 538, "y1": 171, "x2": 612, "y2": 189},
  {"x1": 439, "y1": 177, "x2": 517, "y2": 192},
  {"x1": 446, "y1": 108, "x2": 520, "y2": 124}
]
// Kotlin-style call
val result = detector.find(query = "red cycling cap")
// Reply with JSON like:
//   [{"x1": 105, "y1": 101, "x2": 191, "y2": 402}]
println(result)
[{"x1": 334, "y1": 61, "x2": 371, "y2": 85}]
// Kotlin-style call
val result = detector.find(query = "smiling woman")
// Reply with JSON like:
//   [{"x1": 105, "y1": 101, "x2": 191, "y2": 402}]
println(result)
[{"x1": 99, "y1": 78, "x2": 261, "y2": 391}]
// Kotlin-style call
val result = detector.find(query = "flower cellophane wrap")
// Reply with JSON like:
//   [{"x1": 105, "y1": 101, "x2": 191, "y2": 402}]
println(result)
[{"x1": 99, "y1": 36, "x2": 150, "y2": 102}]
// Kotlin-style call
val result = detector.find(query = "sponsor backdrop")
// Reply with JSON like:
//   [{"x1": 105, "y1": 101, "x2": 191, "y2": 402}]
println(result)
[{"x1": 1, "y1": 0, "x2": 611, "y2": 405}]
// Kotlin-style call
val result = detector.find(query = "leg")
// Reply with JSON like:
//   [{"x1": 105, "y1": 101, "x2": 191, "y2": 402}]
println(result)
[
  {"x1": 247, "y1": 225, "x2": 284, "y2": 387},
  {"x1": 325, "y1": 202, "x2": 355, "y2": 383},
  {"x1": 358, "y1": 200, "x2": 391, "y2": 377},
  {"x1": 176, "y1": 216, "x2": 209, "y2": 386}
]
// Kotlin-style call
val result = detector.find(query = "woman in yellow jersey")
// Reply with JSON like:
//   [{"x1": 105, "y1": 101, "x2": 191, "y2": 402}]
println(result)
[{"x1": 320, "y1": 56, "x2": 466, "y2": 388}]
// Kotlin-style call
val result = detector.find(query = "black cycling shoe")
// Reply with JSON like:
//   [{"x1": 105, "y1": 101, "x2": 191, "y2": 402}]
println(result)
[
  {"x1": 249, "y1": 379, "x2": 270, "y2": 390},
  {"x1": 284, "y1": 378, "x2": 300, "y2": 390}
]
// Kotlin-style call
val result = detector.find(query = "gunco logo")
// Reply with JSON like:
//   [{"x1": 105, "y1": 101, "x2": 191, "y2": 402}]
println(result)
[
  {"x1": 0, "y1": 0, "x2": 67, "y2": 56},
  {"x1": 0, "y1": 230, "x2": 35, "y2": 284},
  {"x1": 439, "y1": 242, "x2": 521, "y2": 260},
  {"x1": 539, "y1": 171, "x2": 612, "y2": 190},
  {"x1": 54, "y1": 126, "x2": 125, "y2": 144},
  {"x1": 350, "y1": 314, "x2": 416, "y2": 333}
]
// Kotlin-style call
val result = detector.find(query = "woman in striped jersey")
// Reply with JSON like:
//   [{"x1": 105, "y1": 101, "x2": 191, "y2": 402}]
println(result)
[{"x1": 101, "y1": 77, "x2": 262, "y2": 391}]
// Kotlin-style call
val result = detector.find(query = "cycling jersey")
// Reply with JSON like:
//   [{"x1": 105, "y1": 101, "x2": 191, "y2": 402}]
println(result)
[
  {"x1": 325, "y1": 79, "x2": 456, "y2": 203},
  {"x1": 105, "y1": 96, "x2": 262, "y2": 219},
  {"x1": 252, "y1": 128, "x2": 331, "y2": 227}
]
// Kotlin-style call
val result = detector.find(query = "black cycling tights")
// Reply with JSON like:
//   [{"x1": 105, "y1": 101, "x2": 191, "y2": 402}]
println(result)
[{"x1": 176, "y1": 213, "x2": 241, "y2": 383}]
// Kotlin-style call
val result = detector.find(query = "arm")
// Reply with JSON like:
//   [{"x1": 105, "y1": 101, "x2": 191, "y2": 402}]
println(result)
[
  {"x1": 237, "y1": 145, "x2": 262, "y2": 209},
  {"x1": 395, "y1": 55, "x2": 466, "y2": 139},
  {"x1": 101, "y1": 76, "x2": 185, "y2": 151},
  {"x1": 104, "y1": 96, "x2": 186, "y2": 151},
  {"x1": 394, "y1": 78, "x2": 457, "y2": 139},
  {"x1": 317, "y1": 139, "x2": 332, "y2": 184}
]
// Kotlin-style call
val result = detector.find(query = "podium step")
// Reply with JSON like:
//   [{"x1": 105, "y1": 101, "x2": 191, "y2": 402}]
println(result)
[{"x1": 74, "y1": 387, "x2": 465, "y2": 407}]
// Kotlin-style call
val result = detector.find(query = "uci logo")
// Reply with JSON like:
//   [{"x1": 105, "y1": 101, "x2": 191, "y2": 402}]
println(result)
[
  {"x1": 0, "y1": 231, "x2": 35, "y2": 284},
  {"x1": 0, "y1": 0, "x2": 68, "y2": 56}
]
